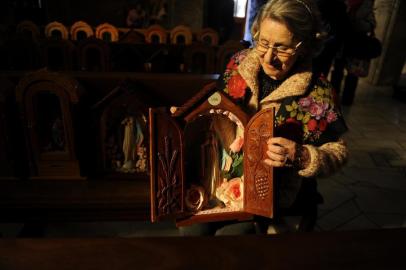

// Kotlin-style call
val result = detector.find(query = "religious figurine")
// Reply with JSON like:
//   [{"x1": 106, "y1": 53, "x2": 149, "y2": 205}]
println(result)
[
  {"x1": 200, "y1": 120, "x2": 221, "y2": 200},
  {"x1": 119, "y1": 116, "x2": 145, "y2": 173},
  {"x1": 44, "y1": 116, "x2": 65, "y2": 152}
]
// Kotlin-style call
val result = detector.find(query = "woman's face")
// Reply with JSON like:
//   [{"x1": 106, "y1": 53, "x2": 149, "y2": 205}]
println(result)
[{"x1": 256, "y1": 18, "x2": 301, "y2": 80}]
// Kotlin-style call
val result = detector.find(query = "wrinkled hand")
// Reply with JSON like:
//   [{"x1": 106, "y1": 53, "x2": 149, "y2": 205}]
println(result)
[{"x1": 263, "y1": 137, "x2": 297, "y2": 168}]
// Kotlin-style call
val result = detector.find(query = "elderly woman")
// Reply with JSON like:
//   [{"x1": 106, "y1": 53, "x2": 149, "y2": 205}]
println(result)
[{"x1": 180, "y1": 0, "x2": 348, "y2": 236}]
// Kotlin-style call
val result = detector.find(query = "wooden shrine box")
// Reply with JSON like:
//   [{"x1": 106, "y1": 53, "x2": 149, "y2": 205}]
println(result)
[
  {"x1": 149, "y1": 83, "x2": 274, "y2": 226},
  {"x1": 16, "y1": 69, "x2": 84, "y2": 179},
  {"x1": 92, "y1": 80, "x2": 154, "y2": 180}
]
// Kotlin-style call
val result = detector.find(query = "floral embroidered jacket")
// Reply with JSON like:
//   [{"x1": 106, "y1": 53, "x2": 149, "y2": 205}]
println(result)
[{"x1": 218, "y1": 49, "x2": 348, "y2": 208}]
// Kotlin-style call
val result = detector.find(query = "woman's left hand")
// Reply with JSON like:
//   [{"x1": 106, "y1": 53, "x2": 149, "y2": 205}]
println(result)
[{"x1": 263, "y1": 137, "x2": 297, "y2": 168}]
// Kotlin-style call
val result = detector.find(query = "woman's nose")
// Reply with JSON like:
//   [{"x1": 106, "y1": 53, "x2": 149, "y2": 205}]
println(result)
[{"x1": 263, "y1": 47, "x2": 277, "y2": 63}]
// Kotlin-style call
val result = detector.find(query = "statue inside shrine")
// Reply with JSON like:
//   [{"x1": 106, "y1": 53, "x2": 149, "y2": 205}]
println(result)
[{"x1": 118, "y1": 116, "x2": 147, "y2": 173}]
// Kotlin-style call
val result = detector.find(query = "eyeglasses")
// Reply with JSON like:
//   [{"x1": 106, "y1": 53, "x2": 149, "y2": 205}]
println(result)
[{"x1": 255, "y1": 39, "x2": 302, "y2": 57}]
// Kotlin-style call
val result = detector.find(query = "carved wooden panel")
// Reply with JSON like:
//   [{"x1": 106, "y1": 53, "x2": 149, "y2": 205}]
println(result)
[
  {"x1": 149, "y1": 108, "x2": 184, "y2": 222},
  {"x1": 244, "y1": 108, "x2": 274, "y2": 218}
]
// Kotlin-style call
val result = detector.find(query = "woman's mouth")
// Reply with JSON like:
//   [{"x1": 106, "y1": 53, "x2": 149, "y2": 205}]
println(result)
[{"x1": 269, "y1": 59, "x2": 283, "y2": 70}]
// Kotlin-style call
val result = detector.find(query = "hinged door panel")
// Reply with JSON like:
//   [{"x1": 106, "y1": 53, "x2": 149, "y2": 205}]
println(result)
[
  {"x1": 244, "y1": 108, "x2": 274, "y2": 218},
  {"x1": 149, "y1": 108, "x2": 184, "y2": 222}
]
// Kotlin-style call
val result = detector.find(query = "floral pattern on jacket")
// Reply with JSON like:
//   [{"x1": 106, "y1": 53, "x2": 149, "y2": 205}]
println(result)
[
  {"x1": 275, "y1": 78, "x2": 346, "y2": 145},
  {"x1": 219, "y1": 50, "x2": 347, "y2": 147},
  {"x1": 222, "y1": 50, "x2": 250, "y2": 102}
]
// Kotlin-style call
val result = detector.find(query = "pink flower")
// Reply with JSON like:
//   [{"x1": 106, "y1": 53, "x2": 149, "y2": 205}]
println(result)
[
  {"x1": 230, "y1": 182, "x2": 241, "y2": 199},
  {"x1": 228, "y1": 74, "x2": 247, "y2": 99},
  {"x1": 326, "y1": 111, "x2": 338, "y2": 123},
  {"x1": 298, "y1": 96, "x2": 313, "y2": 110},
  {"x1": 224, "y1": 178, "x2": 243, "y2": 201},
  {"x1": 309, "y1": 102, "x2": 325, "y2": 119},
  {"x1": 215, "y1": 178, "x2": 244, "y2": 209},
  {"x1": 229, "y1": 137, "x2": 244, "y2": 153}
]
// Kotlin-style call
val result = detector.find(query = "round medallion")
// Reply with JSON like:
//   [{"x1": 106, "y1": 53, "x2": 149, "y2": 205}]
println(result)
[{"x1": 208, "y1": 92, "x2": 221, "y2": 106}]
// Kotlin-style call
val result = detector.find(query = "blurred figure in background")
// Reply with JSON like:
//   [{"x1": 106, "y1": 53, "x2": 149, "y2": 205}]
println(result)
[
  {"x1": 330, "y1": 0, "x2": 378, "y2": 106},
  {"x1": 313, "y1": 0, "x2": 349, "y2": 78}
]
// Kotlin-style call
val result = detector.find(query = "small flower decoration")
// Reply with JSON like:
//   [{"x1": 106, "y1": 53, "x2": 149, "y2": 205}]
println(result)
[
  {"x1": 215, "y1": 177, "x2": 243, "y2": 209},
  {"x1": 227, "y1": 73, "x2": 247, "y2": 99},
  {"x1": 229, "y1": 136, "x2": 244, "y2": 153}
]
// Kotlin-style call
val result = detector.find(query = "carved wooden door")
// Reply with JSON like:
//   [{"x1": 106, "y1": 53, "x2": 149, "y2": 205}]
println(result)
[
  {"x1": 244, "y1": 108, "x2": 275, "y2": 218},
  {"x1": 149, "y1": 108, "x2": 185, "y2": 222}
]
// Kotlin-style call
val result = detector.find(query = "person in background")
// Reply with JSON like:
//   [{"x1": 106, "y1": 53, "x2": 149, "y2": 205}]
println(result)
[
  {"x1": 126, "y1": 3, "x2": 147, "y2": 28},
  {"x1": 330, "y1": 0, "x2": 377, "y2": 105},
  {"x1": 206, "y1": 0, "x2": 235, "y2": 43},
  {"x1": 313, "y1": 0, "x2": 349, "y2": 78},
  {"x1": 180, "y1": 0, "x2": 348, "y2": 236}
]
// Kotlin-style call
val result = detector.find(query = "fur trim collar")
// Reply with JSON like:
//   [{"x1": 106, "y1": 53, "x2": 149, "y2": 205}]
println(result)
[{"x1": 237, "y1": 49, "x2": 313, "y2": 107}]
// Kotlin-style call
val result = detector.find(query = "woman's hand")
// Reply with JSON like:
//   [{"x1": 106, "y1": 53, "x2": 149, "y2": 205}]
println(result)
[{"x1": 263, "y1": 137, "x2": 297, "y2": 168}]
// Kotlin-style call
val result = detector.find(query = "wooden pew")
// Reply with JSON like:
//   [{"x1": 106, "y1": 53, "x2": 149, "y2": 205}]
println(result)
[{"x1": 0, "y1": 228, "x2": 405, "y2": 270}]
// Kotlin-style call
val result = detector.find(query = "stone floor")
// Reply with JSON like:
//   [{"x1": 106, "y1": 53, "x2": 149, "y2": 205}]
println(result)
[
  {"x1": 1, "y1": 77, "x2": 406, "y2": 237},
  {"x1": 315, "y1": 77, "x2": 406, "y2": 231}
]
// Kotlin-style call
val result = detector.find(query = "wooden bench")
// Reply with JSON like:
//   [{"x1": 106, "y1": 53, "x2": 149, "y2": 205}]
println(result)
[{"x1": 0, "y1": 228, "x2": 405, "y2": 269}]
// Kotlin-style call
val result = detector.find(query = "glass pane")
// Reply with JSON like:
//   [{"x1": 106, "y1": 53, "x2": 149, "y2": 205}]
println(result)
[
  {"x1": 184, "y1": 110, "x2": 245, "y2": 214},
  {"x1": 35, "y1": 92, "x2": 66, "y2": 153},
  {"x1": 105, "y1": 113, "x2": 148, "y2": 174}
]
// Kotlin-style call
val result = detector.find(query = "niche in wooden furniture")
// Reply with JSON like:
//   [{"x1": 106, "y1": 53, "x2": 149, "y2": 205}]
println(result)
[
  {"x1": 93, "y1": 81, "x2": 155, "y2": 180},
  {"x1": 16, "y1": 70, "x2": 84, "y2": 179}
]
